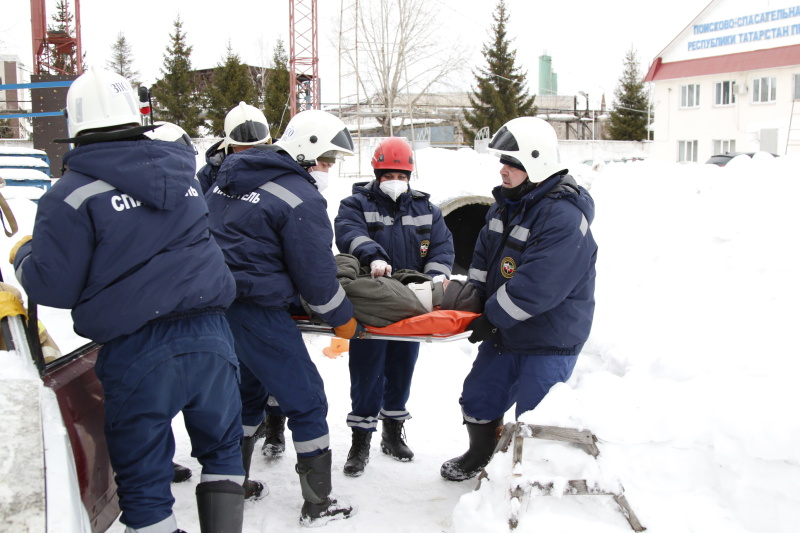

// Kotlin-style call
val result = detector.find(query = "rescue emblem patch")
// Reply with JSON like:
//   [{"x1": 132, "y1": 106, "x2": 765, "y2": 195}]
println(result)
[
  {"x1": 420, "y1": 240, "x2": 430, "y2": 258},
  {"x1": 501, "y1": 257, "x2": 516, "y2": 278}
]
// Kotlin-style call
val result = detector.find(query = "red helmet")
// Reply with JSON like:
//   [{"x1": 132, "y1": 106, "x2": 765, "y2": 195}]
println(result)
[{"x1": 371, "y1": 137, "x2": 414, "y2": 172}]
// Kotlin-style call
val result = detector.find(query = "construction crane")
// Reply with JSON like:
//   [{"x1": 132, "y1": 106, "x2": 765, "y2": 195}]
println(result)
[
  {"x1": 288, "y1": 0, "x2": 319, "y2": 116},
  {"x1": 30, "y1": 0, "x2": 83, "y2": 76}
]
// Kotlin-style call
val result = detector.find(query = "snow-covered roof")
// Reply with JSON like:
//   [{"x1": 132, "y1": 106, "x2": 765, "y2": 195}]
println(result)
[
  {"x1": 0, "y1": 146, "x2": 47, "y2": 157},
  {"x1": 0, "y1": 168, "x2": 51, "y2": 181},
  {"x1": 0, "y1": 156, "x2": 49, "y2": 169}
]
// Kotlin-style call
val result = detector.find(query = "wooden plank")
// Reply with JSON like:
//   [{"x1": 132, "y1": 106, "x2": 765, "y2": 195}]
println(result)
[
  {"x1": 529, "y1": 480, "x2": 612, "y2": 496},
  {"x1": 613, "y1": 494, "x2": 647, "y2": 532},
  {"x1": 527, "y1": 424, "x2": 597, "y2": 446}
]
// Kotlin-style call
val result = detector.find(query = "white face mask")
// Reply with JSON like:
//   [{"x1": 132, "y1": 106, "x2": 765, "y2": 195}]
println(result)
[
  {"x1": 309, "y1": 170, "x2": 329, "y2": 192},
  {"x1": 379, "y1": 180, "x2": 408, "y2": 201}
]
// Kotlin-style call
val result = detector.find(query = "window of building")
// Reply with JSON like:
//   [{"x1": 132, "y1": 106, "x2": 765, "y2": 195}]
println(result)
[
  {"x1": 678, "y1": 140, "x2": 698, "y2": 162},
  {"x1": 793, "y1": 74, "x2": 800, "y2": 101},
  {"x1": 713, "y1": 139, "x2": 736, "y2": 154},
  {"x1": 752, "y1": 77, "x2": 777, "y2": 103},
  {"x1": 714, "y1": 81, "x2": 737, "y2": 105},
  {"x1": 681, "y1": 84, "x2": 700, "y2": 108}
]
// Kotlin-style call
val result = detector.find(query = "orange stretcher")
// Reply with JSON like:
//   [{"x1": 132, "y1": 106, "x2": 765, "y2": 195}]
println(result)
[{"x1": 295, "y1": 310, "x2": 479, "y2": 343}]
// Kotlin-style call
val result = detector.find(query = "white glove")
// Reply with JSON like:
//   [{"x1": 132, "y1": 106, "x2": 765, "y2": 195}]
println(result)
[
  {"x1": 432, "y1": 274, "x2": 449, "y2": 290},
  {"x1": 370, "y1": 260, "x2": 392, "y2": 278}
]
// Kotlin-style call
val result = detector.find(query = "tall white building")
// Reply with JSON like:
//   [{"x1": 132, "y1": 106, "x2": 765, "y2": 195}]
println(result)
[{"x1": 644, "y1": 0, "x2": 800, "y2": 162}]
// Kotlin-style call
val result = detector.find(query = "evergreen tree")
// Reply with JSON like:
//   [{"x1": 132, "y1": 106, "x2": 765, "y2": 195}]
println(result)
[
  {"x1": 152, "y1": 16, "x2": 203, "y2": 138},
  {"x1": 204, "y1": 43, "x2": 258, "y2": 137},
  {"x1": 607, "y1": 47, "x2": 649, "y2": 141},
  {"x1": 462, "y1": 0, "x2": 536, "y2": 145},
  {"x1": 261, "y1": 38, "x2": 291, "y2": 138},
  {"x1": 46, "y1": 0, "x2": 79, "y2": 75},
  {"x1": 106, "y1": 32, "x2": 141, "y2": 85}
]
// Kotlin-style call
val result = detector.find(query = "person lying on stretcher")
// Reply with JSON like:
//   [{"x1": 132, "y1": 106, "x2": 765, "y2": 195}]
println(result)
[{"x1": 300, "y1": 253, "x2": 481, "y2": 328}]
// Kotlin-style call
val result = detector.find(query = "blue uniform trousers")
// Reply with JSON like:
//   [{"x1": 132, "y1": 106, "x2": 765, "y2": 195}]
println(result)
[
  {"x1": 94, "y1": 312, "x2": 244, "y2": 531},
  {"x1": 460, "y1": 342, "x2": 579, "y2": 422},
  {"x1": 347, "y1": 338, "x2": 420, "y2": 431},
  {"x1": 225, "y1": 301, "x2": 329, "y2": 456}
]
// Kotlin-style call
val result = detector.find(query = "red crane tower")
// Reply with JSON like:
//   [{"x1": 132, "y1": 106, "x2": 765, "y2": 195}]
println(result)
[
  {"x1": 289, "y1": 0, "x2": 319, "y2": 116},
  {"x1": 30, "y1": 0, "x2": 83, "y2": 76}
]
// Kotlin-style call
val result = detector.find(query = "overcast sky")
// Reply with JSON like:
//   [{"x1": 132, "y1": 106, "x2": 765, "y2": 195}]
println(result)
[{"x1": 1, "y1": 0, "x2": 708, "y2": 110}]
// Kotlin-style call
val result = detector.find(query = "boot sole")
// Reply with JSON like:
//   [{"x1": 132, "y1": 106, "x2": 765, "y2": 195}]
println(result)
[
  {"x1": 380, "y1": 443, "x2": 413, "y2": 462},
  {"x1": 440, "y1": 462, "x2": 480, "y2": 482},
  {"x1": 300, "y1": 499, "x2": 354, "y2": 527}
]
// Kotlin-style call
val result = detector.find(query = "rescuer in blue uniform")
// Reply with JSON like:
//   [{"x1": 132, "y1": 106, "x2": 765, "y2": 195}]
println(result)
[
  {"x1": 11, "y1": 68, "x2": 245, "y2": 533},
  {"x1": 334, "y1": 137, "x2": 455, "y2": 477},
  {"x1": 440, "y1": 117, "x2": 598, "y2": 482},
  {"x1": 206, "y1": 109, "x2": 360, "y2": 527}
]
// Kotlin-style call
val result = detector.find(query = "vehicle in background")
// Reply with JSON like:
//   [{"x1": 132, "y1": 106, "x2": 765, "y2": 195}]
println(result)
[{"x1": 705, "y1": 152, "x2": 779, "y2": 166}]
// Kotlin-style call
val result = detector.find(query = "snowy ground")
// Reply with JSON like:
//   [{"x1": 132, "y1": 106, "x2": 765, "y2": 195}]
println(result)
[{"x1": 2, "y1": 147, "x2": 799, "y2": 532}]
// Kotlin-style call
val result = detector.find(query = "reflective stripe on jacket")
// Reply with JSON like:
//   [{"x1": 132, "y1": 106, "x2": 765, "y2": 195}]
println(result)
[
  {"x1": 14, "y1": 140, "x2": 236, "y2": 343},
  {"x1": 469, "y1": 174, "x2": 597, "y2": 355},
  {"x1": 206, "y1": 145, "x2": 353, "y2": 328},
  {"x1": 334, "y1": 180, "x2": 455, "y2": 278}
]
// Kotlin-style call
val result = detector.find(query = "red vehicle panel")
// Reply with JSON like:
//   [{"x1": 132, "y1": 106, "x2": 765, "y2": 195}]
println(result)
[{"x1": 42, "y1": 343, "x2": 119, "y2": 533}]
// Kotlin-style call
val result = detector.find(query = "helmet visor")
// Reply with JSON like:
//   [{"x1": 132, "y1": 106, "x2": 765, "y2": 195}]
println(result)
[
  {"x1": 488, "y1": 126, "x2": 519, "y2": 152},
  {"x1": 330, "y1": 127, "x2": 355, "y2": 152},
  {"x1": 229, "y1": 120, "x2": 270, "y2": 144}
]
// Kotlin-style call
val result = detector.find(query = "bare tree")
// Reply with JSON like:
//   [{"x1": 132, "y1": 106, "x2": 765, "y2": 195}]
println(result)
[{"x1": 338, "y1": 0, "x2": 468, "y2": 136}]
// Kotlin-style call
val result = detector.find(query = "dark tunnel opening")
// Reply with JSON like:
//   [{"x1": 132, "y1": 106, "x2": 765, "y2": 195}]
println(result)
[{"x1": 443, "y1": 202, "x2": 491, "y2": 276}]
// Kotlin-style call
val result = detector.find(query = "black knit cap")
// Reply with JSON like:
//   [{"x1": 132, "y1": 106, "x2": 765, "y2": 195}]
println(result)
[{"x1": 499, "y1": 154, "x2": 526, "y2": 173}]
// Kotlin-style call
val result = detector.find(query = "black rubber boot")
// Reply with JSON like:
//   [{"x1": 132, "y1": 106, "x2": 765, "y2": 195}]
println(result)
[
  {"x1": 343, "y1": 429, "x2": 372, "y2": 477},
  {"x1": 241, "y1": 435, "x2": 267, "y2": 500},
  {"x1": 380, "y1": 418, "x2": 414, "y2": 461},
  {"x1": 440, "y1": 417, "x2": 503, "y2": 481},
  {"x1": 195, "y1": 480, "x2": 244, "y2": 533},
  {"x1": 261, "y1": 415, "x2": 286, "y2": 459},
  {"x1": 296, "y1": 450, "x2": 354, "y2": 527},
  {"x1": 172, "y1": 462, "x2": 192, "y2": 483}
]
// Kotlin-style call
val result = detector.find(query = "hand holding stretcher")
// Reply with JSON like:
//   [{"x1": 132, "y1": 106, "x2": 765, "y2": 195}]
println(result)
[{"x1": 294, "y1": 309, "x2": 479, "y2": 343}]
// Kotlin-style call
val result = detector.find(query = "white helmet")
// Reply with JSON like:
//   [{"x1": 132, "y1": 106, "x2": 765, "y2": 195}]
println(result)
[
  {"x1": 488, "y1": 116, "x2": 565, "y2": 183},
  {"x1": 145, "y1": 121, "x2": 196, "y2": 151},
  {"x1": 65, "y1": 67, "x2": 141, "y2": 138},
  {"x1": 275, "y1": 109, "x2": 354, "y2": 167},
  {"x1": 223, "y1": 102, "x2": 271, "y2": 152}
]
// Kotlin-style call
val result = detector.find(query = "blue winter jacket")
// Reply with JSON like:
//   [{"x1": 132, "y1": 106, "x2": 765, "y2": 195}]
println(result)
[
  {"x1": 13, "y1": 139, "x2": 236, "y2": 343},
  {"x1": 206, "y1": 145, "x2": 354, "y2": 328},
  {"x1": 469, "y1": 174, "x2": 597, "y2": 355},
  {"x1": 196, "y1": 139, "x2": 225, "y2": 194},
  {"x1": 335, "y1": 180, "x2": 455, "y2": 277}
]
